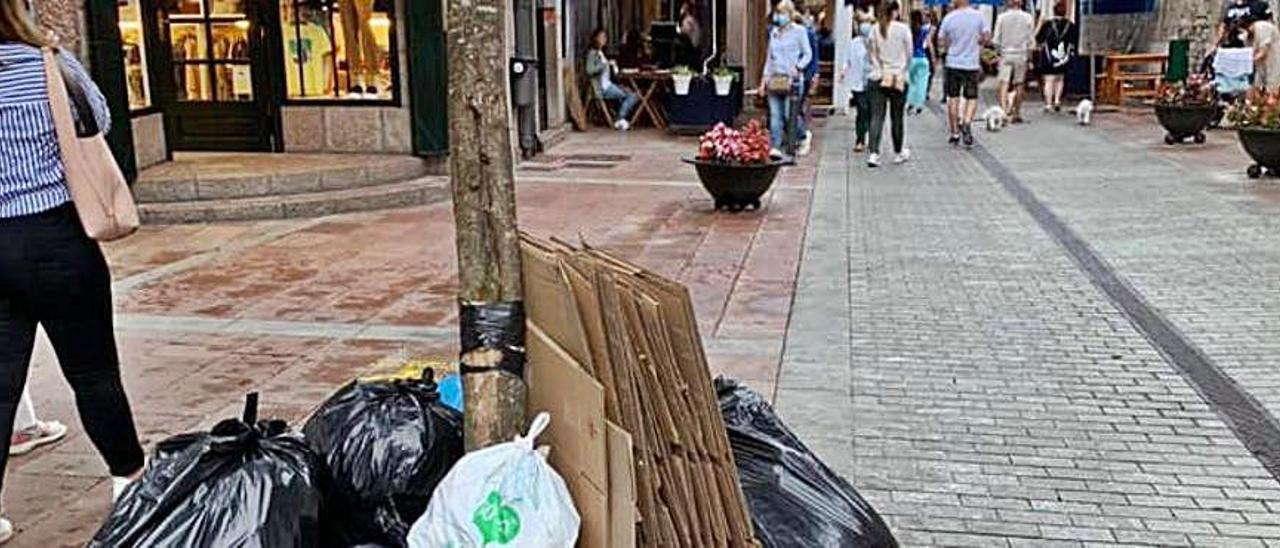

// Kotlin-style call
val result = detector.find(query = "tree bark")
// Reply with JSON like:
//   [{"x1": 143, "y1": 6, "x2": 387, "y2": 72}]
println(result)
[{"x1": 447, "y1": 0, "x2": 528, "y2": 450}]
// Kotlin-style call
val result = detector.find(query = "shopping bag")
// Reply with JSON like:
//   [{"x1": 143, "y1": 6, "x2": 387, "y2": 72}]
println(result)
[
  {"x1": 407, "y1": 412, "x2": 581, "y2": 548},
  {"x1": 303, "y1": 370, "x2": 464, "y2": 547},
  {"x1": 90, "y1": 394, "x2": 323, "y2": 547}
]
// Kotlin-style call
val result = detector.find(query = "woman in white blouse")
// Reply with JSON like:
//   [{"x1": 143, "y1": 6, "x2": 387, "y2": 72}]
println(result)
[{"x1": 865, "y1": 0, "x2": 914, "y2": 167}]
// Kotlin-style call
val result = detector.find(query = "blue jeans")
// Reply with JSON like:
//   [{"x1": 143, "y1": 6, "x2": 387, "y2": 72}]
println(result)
[
  {"x1": 602, "y1": 85, "x2": 640, "y2": 122},
  {"x1": 767, "y1": 81, "x2": 802, "y2": 150}
]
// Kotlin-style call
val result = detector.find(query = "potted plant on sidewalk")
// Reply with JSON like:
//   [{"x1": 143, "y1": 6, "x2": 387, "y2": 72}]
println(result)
[
  {"x1": 712, "y1": 66, "x2": 735, "y2": 96},
  {"x1": 1155, "y1": 74, "x2": 1215, "y2": 145},
  {"x1": 682, "y1": 121, "x2": 785, "y2": 212},
  {"x1": 672, "y1": 65, "x2": 694, "y2": 96},
  {"x1": 1227, "y1": 88, "x2": 1280, "y2": 178}
]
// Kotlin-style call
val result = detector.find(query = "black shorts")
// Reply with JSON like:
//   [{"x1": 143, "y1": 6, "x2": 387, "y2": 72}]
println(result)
[{"x1": 944, "y1": 68, "x2": 981, "y2": 99}]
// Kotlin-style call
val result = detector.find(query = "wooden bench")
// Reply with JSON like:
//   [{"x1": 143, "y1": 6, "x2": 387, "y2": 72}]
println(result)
[{"x1": 1099, "y1": 53, "x2": 1169, "y2": 105}]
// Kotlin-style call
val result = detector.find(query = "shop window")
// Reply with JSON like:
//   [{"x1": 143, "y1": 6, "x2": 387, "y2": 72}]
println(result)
[
  {"x1": 118, "y1": 0, "x2": 152, "y2": 110},
  {"x1": 281, "y1": 0, "x2": 396, "y2": 101},
  {"x1": 170, "y1": 0, "x2": 254, "y2": 102}
]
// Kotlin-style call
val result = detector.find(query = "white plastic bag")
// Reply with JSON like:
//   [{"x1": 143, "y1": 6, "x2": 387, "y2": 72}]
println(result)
[{"x1": 408, "y1": 413, "x2": 580, "y2": 548}]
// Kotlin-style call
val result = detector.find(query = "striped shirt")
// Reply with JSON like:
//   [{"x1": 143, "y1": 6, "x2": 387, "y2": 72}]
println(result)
[{"x1": 0, "y1": 42, "x2": 111, "y2": 218}]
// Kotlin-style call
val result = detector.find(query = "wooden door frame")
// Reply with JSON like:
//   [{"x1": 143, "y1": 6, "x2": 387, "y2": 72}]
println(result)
[{"x1": 153, "y1": 0, "x2": 282, "y2": 152}]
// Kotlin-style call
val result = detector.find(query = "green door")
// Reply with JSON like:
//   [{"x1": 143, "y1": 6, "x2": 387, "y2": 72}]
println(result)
[
  {"x1": 85, "y1": 0, "x2": 140, "y2": 182},
  {"x1": 405, "y1": 0, "x2": 448, "y2": 156}
]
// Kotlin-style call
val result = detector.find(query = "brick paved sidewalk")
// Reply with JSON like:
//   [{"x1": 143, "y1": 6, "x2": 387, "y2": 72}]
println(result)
[
  {"x1": 780, "y1": 107, "x2": 1280, "y2": 546},
  {"x1": 5, "y1": 127, "x2": 819, "y2": 546}
]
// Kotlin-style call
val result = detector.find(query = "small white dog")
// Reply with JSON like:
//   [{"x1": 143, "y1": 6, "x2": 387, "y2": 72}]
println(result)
[
  {"x1": 983, "y1": 106, "x2": 1008, "y2": 132},
  {"x1": 1076, "y1": 99, "x2": 1094, "y2": 126}
]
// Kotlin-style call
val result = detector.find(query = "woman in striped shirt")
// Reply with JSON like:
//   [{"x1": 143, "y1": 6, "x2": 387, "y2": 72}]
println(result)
[{"x1": 0, "y1": 0, "x2": 145, "y2": 541}]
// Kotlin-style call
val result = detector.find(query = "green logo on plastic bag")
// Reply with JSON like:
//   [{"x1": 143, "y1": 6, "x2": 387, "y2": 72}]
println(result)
[{"x1": 473, "y1": 491, "x2": 521, "y2": 545}]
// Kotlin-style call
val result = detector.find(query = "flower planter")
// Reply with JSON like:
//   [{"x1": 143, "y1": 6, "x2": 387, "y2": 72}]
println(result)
[
  {"x1": 673, "y1": 74, "x2": 693, "y2": 96},
  {"x1": 1154, "y1": 104, "x2": 1214, "y2": 145},
  {"x1": 1237, "y1": 127, "x2": 1280, "y2": 178},
  {"x1": 713, "y1": 75, "x2": 734, "y2": 96},
  {"x1": 683, "y1": 157, "x2": 785, "y2": 212}
]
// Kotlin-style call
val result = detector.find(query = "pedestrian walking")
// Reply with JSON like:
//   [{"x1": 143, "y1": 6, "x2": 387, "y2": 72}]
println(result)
[
  {"x1": 586, "y1": 28, "x2": 641, "y2": 131},
  {"x1": 1035, "y1": 1, "x2": 1077, "y2": 113},
  {"x1": 993, "y1": 0, "x2": 1035, "y2": 123},
  {"x1": 795, "y1": 2, "x2": 821, "y2": 156},
  {"x1": 0, "y1": 0, "x2": 147, "y2": 542},
  {"x1": 865, "y1": 1, "x2": 913, "y2": 167},
  {"x1": 759, "y1": 0, "x2": 813, "y2": 158},
  {"x1": 907, "y1": 9, "x2": 935, "y2": 114},
  {"x1": 938, "y1": 0, "x2": 990, "y2": 147},
  {"x1": 843, "y1": 22, "x2": 874, "y2": 152},
  {"x1": 1249, "y1": 1, "x2": 1280, "y2": 93}
]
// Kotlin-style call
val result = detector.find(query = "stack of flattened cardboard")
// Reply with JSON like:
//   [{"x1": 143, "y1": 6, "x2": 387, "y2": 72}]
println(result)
[{"x1": 521, "y1": 234, "x2": 758, "y2": 548}]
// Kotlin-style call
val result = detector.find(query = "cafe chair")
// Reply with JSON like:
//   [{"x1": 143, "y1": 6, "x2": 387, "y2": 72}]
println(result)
[{"x1": 586, "y1": 84, "x2": 618, "y2": 127}]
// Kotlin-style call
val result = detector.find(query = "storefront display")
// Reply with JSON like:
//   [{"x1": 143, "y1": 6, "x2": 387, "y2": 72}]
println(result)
[
  {"x1": 282, "y1": 0, "x2": 395, "y2": 100},
  {"x1": 117, "y1": 0, "x2": 151, "y2": 109}
]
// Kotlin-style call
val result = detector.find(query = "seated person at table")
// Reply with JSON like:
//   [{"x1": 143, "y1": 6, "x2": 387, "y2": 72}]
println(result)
[{"x1": 587, "y1": 28, "x2": 641, "y2": 130}]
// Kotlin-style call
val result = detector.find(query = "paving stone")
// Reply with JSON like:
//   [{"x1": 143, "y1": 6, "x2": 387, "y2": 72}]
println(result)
[{"x1": 777, "y1": 109, "x2": 1280, "y2": 543}]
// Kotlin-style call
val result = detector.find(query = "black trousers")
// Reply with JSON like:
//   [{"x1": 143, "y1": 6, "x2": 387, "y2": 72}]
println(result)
[
  {"x1": 0, "y1": 204, "x2": 144, "y2": 494},
  {"x1": 868, "y1": 81, "x2": 907, "y2": 155}
]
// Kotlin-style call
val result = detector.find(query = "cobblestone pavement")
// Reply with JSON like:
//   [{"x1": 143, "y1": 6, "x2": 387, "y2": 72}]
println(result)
[
  {"x1": 779, "y1": 106, "x2": 1280, "y2": 545},
  {"x1": 6, "y1": 128, "x2": 818, "y2": 546}
]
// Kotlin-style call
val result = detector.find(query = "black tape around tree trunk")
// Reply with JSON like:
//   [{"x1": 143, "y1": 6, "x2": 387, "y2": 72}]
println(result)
[{"x1": 458, "y1": 300, "x2": 527, "y2": 378}]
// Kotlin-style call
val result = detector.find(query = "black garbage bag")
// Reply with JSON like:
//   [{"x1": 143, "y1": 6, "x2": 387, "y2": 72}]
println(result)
[
  {"x1": 716, "y1": 378, "x2": 898, "y2": 548},
  {"x1": 303, "y1": 370, "x2": 464, "y2": 548},
  {"x1": 90, "y1": 394, "x2": 323, "y2": 548}
]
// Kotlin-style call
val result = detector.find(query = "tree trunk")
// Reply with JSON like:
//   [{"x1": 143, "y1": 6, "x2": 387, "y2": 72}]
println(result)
[{"x1": 447, "y1": 0, "x2": 528, "y2": 450}]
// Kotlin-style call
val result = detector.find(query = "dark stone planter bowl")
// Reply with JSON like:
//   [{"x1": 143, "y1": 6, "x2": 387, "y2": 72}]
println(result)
[
  {"x1": 682, "y1": 157, "x2": 785, "y2": 212},
  {"x1": 1238, "y1": 127, "x2": 1280, "y2": 178},
  {"x1": 1154, "y1": 104, "x2": 1214, "y2": 145}
]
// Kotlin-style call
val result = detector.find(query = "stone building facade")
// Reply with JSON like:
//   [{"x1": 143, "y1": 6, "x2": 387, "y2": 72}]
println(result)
[{"x1": 31, "y1": 0, "x2": 453, "y2": 178}]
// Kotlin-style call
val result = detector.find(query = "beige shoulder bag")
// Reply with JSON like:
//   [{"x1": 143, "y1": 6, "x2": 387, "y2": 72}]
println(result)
[{"x1": 41, "y1": 48, "x2": 140, "y2": 242}]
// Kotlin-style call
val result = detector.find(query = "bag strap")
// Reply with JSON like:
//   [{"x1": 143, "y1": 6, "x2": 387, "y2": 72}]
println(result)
[{"x1": 54, "y1": 51, "x2": 101, "y2": 138}]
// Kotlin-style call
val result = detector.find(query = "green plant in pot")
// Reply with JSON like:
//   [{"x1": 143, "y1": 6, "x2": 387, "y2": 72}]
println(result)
[
  {"x1": 711, "y1": 66, "x2": 736, "y2": 96},
  {"x1": 672, "y1": 65, "x2": 694, "y2": 95}
]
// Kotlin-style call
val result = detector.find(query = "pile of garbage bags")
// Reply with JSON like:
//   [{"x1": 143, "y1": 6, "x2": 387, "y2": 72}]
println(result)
[
  {"x1": 716, "y1": 378, "x2": 899, "y2": 548},
  {"x1": 90, "y1": 394, "x2": 323, "y2": 547},
  {"x1": 92, "y1": 375, "x2": 582, "y2": 548},
  {"x1": 303, "y1": 370, "x2": 464, "y2": 547}
]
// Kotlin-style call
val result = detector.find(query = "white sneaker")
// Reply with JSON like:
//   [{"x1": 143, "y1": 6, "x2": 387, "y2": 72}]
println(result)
[
  {"x1": 112, "y1": 476, "x2": 132, "y2": 502},
  {"x1": 112, "y1": 461, "x2": 147, "y2": 503},
  {"x1": 867, "y1": 152, "x2": 881, "y2": 167},
  {"x1": 894, "y1": 148, "x2": 912, "y2": 164},
  {"x1": 9, "y1": 420, "x2": 67, "y2": 456},
  {"x1": 797, "y1": 134, "x2": 813, "y2": 156},
  {"x1": 0, "y1": 517, "x2": 12, "y2": 544},
  {"x1": 614, "y1": 119, "x2": 631, "y2": 131},
  {"x1": 769, "y1": 148, "x2": 784, "y2": 159}
]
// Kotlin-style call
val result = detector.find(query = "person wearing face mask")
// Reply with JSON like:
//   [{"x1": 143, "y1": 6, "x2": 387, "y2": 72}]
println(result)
[
  {"x1": 758, "y1": 0, "x2": 812, "y2": 158},
  {"x1": 843, "y1": 21, "x2": 874, "y2": 152}
]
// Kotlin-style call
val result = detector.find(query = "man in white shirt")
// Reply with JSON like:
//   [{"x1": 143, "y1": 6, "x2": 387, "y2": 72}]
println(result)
[
  {"x1": 938, "y1": 0, "x2": 991, "y2": 147},
  {"x1": 993, "y1": 0, "x2": 1035, "y2": 123}
]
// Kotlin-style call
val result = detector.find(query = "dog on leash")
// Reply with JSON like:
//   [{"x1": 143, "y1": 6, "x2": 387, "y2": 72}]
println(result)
[
  {"x1": 983, "y1": 106, "x2": 1008, "y2": 132},
  {"x1": 1076, "y1": 99, "x2": 1094, "y2": 126}
]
